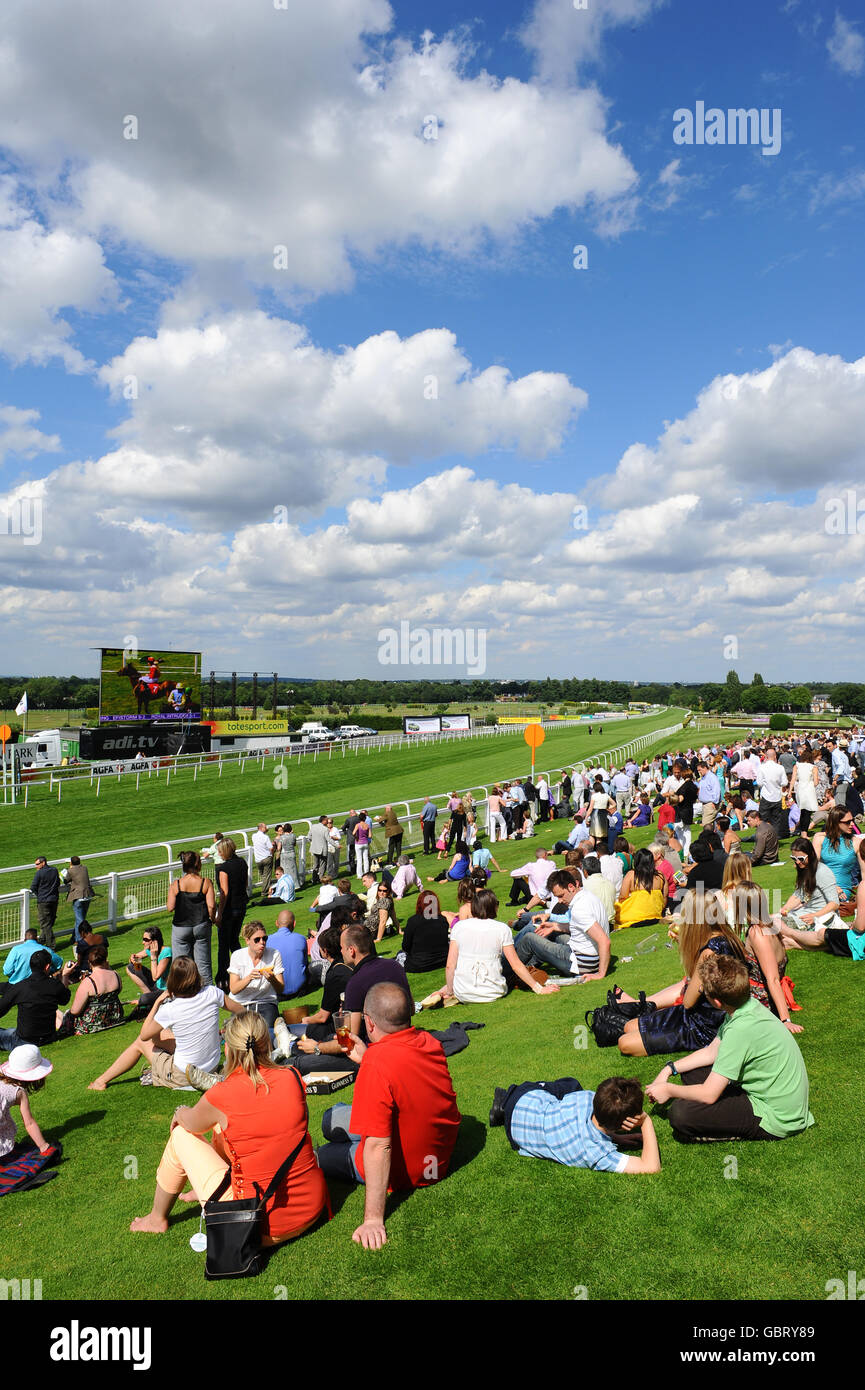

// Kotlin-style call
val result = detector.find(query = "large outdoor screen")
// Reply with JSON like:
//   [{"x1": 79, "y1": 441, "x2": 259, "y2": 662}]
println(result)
[{"x1": 99, "y1": 648, "x2": 203, "y2": 723}]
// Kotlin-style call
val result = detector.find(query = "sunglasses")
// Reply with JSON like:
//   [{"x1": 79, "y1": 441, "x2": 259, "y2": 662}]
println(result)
[{"x1": 250, "y1": 935, "x2": 266, "y2": 943}]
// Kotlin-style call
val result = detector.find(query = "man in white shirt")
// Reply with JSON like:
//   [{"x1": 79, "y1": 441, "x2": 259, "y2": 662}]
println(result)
[
  {"x1": 755, "y1": 750, "x2": 788, "y2": 843},
  {"x1": 514, "y1": 869, "x2": 610, "y2": 983},
  {"x1": 537, "y1": 776, "x2": 551, "y2": 822},
  {"x1": 252, "y1": 823, "x2": 274, "y2": 897},
  {"x1": 599, "y1": 853, "x2": 624, "y2": 896},
  {"x1": 579, "y1": 854, "x2": 615, "y2": 925},
  {"x1": 360, "y1": 872, "x2": 379, "y2": 913},
  {"x1": 611, "y1": 769, "x2": 632, "y2": 816},
  {"x1": 508, "y1": 848, "x2": 556, "y2": 911}
]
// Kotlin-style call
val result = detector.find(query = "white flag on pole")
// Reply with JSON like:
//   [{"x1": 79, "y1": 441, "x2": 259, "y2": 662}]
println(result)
[{"x1": 15, "y1": 692, "x2": 27, "y2": 716}]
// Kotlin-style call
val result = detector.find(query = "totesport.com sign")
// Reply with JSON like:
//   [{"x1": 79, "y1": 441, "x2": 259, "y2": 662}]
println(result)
[{"x1": 204, "y1": 720, "x2": 291, "y2": 736}]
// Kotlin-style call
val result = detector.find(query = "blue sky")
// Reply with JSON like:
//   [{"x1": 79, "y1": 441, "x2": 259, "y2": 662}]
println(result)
[{"x1": 0, "y1": 0, "x2": 863, "y2": 682}]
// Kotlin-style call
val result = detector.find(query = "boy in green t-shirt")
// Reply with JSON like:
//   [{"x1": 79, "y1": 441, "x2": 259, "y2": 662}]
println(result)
[{"x1": 645, "y1": 955, "x2": 814, "y2": 1142}]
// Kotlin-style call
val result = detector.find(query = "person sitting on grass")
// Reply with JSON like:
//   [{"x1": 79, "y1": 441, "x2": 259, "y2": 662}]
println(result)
[
  {"x1": 739, "y1": 808, "x2": 780, "y2": 866},
  {"x1": 625, "y1": 794, "x2": 653, "y2": 829},
  {"x1": 316, "y1": 982, "x2": 460, "y2": 1249},
  {"x1": 126, "y1": 927, "x2": 171, "y2": 1013},
  {"x1": 428, "y1": 840, "x2": 471, "y2": 885},
  {"x1": 445, "y1": 889, "x2": 559, "y2": 1000},
  {"x1": 441, "y1": 888, "x2": 560, "y2": 1002},
  {"x1": 89, "y1": 957, "x2": 244, "y2": 1091},
  {"x1": 778, "y1": 837, "x2": 865, "y2": 962},
  {"x1": 0, "y1": 1045, "x2": 62, "y2": 1194},
  {"x1": 471, "y1": 838, "x2": 502, "y2": 879},
  {"x1": 719, "y1": 856, "x2": 800, "y2": 1030},
  {"x1": 229, "y1": 920, "x2": 284, "y2": 1036},
  {"x1": 364, "y1": 882, "x2": 400, "y2": 943},
  {"x1": 770, "y1": 837, "x2": 841, "y2": 938},
  {"x1": 488, "y1": 1074, "x2": 660, "y2": 1174},
  {"x1": 614, "y1": 848, "x2": 666, "y2": 930},
  {"x1": 56, "y1": 944, "x2": 124, "y2": 1037},
  {"x1": 645, "y1": 955, "x2": 814, "y2": 1143},
  {"x1": 266, "y1": 910, "x2": 308, "y2": 1000},
  {"x1": 514, "y1": 869, "x2": 610, "y2": 985},
  {"x1": 616, "y1": 890, "x2": 766, "y2": 1058},
  {"x1": 272, "y1": 927, "x2": 359, "y2": 1077},
  {"x1": 130, "y1": 1011, "x2": 329, "y2": 1240},
  {"x1": 0, "y1": 951, "x2": 71, "y2": 1053},
  {"x1": 389, "y1": 856, "x2": 422, "y2": 900},
  {"x1": 398, "y1": 890, "x2": 450, "y2": 973},
  {"x1": 262, "y1": 864, "x2": 296, "y2": 904}
]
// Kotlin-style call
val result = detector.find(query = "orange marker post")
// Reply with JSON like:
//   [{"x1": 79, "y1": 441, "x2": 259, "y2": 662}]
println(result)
[{"x1": 524, "y1": 722, "x2": 545, "y2": 781}]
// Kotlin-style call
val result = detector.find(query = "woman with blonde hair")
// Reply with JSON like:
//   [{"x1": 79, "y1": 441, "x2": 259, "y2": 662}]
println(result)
[
  {"x1": 616, "y1": 890, "x2": 754, "y2": 1057},
  {"x1": 720, "y1": 854, "x2": 802, "y2": 1033},
  {"x1": 130, "y1": 1011, "x2": 329, "y2": 1238}
]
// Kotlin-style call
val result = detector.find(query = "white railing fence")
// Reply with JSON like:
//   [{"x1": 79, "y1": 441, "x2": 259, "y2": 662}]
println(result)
[{"x1": 0, "y1": 716, "x2": 688, "y2": 947}]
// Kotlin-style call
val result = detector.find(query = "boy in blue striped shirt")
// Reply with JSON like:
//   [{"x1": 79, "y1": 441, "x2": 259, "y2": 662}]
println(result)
[{"x1": 490, "y1": 1076, "x2": 661, "y2": 1174}]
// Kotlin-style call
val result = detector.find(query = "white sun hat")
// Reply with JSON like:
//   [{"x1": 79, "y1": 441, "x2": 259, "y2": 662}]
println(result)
[{"x1": 0, "y1": 1044, "x2": 54, "y2": 1081}]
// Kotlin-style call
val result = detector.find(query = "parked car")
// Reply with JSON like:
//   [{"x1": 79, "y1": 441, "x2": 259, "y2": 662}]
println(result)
[{"x1": 337, "y1": 725, "x2": 377, "y2": 738}]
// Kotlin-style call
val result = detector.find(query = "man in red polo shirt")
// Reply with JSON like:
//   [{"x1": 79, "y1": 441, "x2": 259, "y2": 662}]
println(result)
[{"x1": 316, "y1": 982, "x2": 461, "y2": 1249}]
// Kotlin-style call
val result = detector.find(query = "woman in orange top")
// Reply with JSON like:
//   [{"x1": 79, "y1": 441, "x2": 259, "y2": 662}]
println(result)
[{"x1": 130, "y1": 1011, "x2": 329, "y2": 1241}]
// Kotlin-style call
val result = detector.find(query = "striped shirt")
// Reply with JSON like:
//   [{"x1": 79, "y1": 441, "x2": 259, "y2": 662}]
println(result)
[{"x1": 509, "y1": 1088, "x2": 628, "y2": 1173}]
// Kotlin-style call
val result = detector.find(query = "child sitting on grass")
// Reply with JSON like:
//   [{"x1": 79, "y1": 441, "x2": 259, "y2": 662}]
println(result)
[
  {"x1": 0, "y1": 1045, "x2": 62, "y2": 1195},
  {"x1": 489, "y1": 1075, "x2": 661, "y2": 1174}
]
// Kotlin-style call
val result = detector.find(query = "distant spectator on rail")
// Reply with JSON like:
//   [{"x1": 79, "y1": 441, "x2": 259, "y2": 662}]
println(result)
[
  {"x1": 278, "y1": 823, "x2": 300, "y2": 885},
  {"x1": 376, "y1": 806, "x2": 404, "y2": 863},
  {"x1": 420, "y1": 797, "x2": 438, "y2": 856},
  {"x1": 63, "y1": 857, "x2": 96, "y2": 936},
  {"x1": 215, "y1": 839, "x2": 248, "y2": 993},
  {"x1": 309, "y1": 817, "x2": 331, "y2": 884},
  {"x1": 252, "y1": 824, "x2": 274, "y2": 898},
  {"x1": 29, "y1": 858, "x2": 61, "y2": 950}
]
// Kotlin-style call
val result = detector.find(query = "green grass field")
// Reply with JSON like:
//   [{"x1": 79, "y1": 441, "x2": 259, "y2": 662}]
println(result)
[{"x1": 3, "y1": 709, "x2": 862, "y2": 1302}]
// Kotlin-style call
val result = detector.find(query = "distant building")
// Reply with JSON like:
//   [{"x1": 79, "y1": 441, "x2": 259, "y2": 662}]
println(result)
[{"x1": 810, "y1": 694, "x2": 836, "y2": 715}]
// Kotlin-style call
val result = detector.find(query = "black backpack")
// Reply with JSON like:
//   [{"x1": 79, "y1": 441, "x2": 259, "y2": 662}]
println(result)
[{"x1": 585, "y1": 991, "x2": 657, "y2": 1047}]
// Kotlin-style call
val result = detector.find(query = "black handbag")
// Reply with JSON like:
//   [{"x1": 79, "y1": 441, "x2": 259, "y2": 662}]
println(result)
[
  {"x1": 204, "y1": 1072, "x2": 309, "y2": 1280},
  {"x1": 585, "y1": 990, "x2": 657, "y2": 1048}
]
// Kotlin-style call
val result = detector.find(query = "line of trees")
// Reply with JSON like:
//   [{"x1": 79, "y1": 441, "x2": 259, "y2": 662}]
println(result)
[{"x1": 4, "y1": 671, "x2": 865, "y2": 719}]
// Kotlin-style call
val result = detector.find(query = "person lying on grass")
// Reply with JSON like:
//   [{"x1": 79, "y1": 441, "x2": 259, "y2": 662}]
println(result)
[
  {"x1": 130, "y1": 1011, "x2": 329, "y2": 1241},
  {"x1": 89, "y1": 958, "x2": 244, "y2": 1091},
  {"x1": 488, "y1": 1075, "x2": 660, "y2": 1174},
  {"x1": 645, "y1": 955, "x2": 814, "y2": 1143}
]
